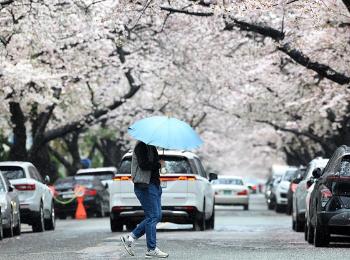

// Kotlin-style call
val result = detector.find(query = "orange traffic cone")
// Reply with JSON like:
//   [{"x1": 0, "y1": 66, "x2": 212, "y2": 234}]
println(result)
[{"x1": 75, "y1": 196, "x2": 87, "y2": 220}]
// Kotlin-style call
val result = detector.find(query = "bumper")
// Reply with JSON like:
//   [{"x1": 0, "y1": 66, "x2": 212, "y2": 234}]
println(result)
[
  {"x1": 54, "y1": 197, "x2": 100, "y2": 216},
  {"x1": 276, "y1": 192, "x2": 288, "y2": 205},
  {"x1": 215, "y1": 195, "x2": 249, "y2": 205},
  {"x1": 111, "y1": 206, "x2": 197, "y2": 224}
]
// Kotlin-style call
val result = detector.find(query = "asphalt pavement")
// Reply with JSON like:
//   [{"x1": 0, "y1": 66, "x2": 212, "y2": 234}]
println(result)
[{"x1": 1, "y1": 194, "x2": 350, "y2": 260}]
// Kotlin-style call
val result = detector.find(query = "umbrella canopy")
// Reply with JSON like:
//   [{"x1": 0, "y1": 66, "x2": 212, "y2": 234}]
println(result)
[{"x1": 128, "y1": 116, "x2": 203, "y2": 150}]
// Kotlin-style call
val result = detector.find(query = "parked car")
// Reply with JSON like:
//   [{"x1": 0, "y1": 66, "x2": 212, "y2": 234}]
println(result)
[
  {"x1": 53, "y1": 175, "x2": 109, "y2": 219},
  {"x1": 0, "y1": 172, "x2": 21, "y2": 237},
  {"x1": 212, "y1": 176, "x2": 249, "y2": 210},
  {"x1": 265, "y1": 165, "x2": 297, "y2": 211},
  {"x1": 306, "y1": 146, "x2": 350, "y2": 247},
  {"x1": 109, "y1": 150, "x2": 217, "y2": 232},
  {"x1": 274, "y1": 167, "x2": 298, "y2": 213},
  {"x1": 0, "y1": 162, "x2": 55, "y2": 232},
  {"x1": 0, "y1": 206, "x2": 2, "y2": 240},
  {"x1": 292, "y1": 158, "x2": 329, "y2": 232},
  {"x1": 76, "y1": 167, "x2": 117, "y2": 188},
  {"x1": 286, "y1": 166, "x2": 306, "y2": 215}
]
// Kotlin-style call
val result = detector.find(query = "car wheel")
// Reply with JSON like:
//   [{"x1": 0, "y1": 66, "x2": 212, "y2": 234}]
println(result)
[
  {"x1": 13, "y1": 211, "x2": 21, "y2": 236},
  {"x1": 267, "y1": 202, "x2": 274, "y2": 210},
  {"x1": 126, "y1": 223, "x2": 137, "y2": 232},
  {"x1": 193, "y1": 201, "x2": 206, "y2": 231},
  {"x1": 96, "y1": 201, "x2": 105, "y2": 218},
  {"x1": 4, "y1": 212, "x2": 13, "y2": 238},
  {"x1": 110, "y1": 215, "x2": 123, "y2": 232},
  {"x1": 314, "y1": 216, "x2": 329, "y2": 247},
  {"x1": 292, "y1": 220, "x2": 296, "y2": 231},
  {"x1": 304, "y1": 222, "x2": 308, "y2": 241},
  {"x1": 243, "y1": 204, "x2": 249, "y2": 211},
  {"x1": 32, "y1": 203, "x2": 45, "y2": 233},
  {"x1": 44, "y1": 203, "x2": 56, "y2": 231},
  {"x1": 307, "y1": 219, "x2": 314, "y2": 244},
  {"x1": 206, "y1": 204, "x2": 215, "y2": 230},
  {"x1": 275, "y1": 204, "x2": 285, "y2": 213},
  {"x1": 295, "y1": 215, "x2": 304, "y2": 232}
]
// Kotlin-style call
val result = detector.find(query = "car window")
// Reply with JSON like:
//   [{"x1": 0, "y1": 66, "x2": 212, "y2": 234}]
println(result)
[
  {"x1": 337, "y1": 156, "x2": 350, "y2": 176},
  {"x1": 77, "y1": 171, "x2": 114, "y2": 181},
  {"x1": 55, "y1": 176, "x2": 94, "y2": 189},
  {"x1": 283, "y1": 170, "x2": 297, "y2": 181},
  {"x1": 160, "y1": 156, "x2": 193, "y2": 174},
  {"x1": 30, "y1": 167, "x2": 43, "y2": 183},
  {"x1": 118, "y1": 158, "x2": 131, "y2": 174},
  {"x1": 0, "y1": 166, "x2": 26, "y2": 180},
  {"x1": 193, "y1": 158, "x2": 207, "y2": 178},
  {"x1": 212, "y1": 178, "x2": 243, "y2": 185}
]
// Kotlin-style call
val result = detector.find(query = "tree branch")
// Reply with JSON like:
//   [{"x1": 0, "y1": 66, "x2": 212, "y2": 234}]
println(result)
[
  {"x1": 160, "y1": 6, "x2": 214, "y2": 16},
  {"x1": 225, "y1": 17, "x2": 350, "y2": 85}
]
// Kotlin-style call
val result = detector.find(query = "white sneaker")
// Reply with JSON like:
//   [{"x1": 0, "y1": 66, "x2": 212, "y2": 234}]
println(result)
[
  {"x1": 145, "y1": 247, "x2": 169, "y2": 258},
  {"x1": 120, "y1": 235, "x2": 135, "y2": 256}
]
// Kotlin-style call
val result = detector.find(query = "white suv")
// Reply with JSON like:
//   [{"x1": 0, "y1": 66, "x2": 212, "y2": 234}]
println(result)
[
  {"x1": 109, "y1": 150, "x2": 217, "y2": 232},
  {"x1": 0, "y1": 162, "x2": 55, "y2": 232}
]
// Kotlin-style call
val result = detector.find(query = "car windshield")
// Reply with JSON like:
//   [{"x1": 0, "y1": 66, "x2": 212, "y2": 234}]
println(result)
[
  {"x1": 212, "y1": 178, "x2": 243, "y2": 185},
  {"x1": 283, "y1": 170, "x2": 297, "y2": 181},
  {"x1": 54, "y1": 177, "x2": 94, "y2": 189},
  {"x1": 77, "y1": 171, "x2": 114, "y2": 181},
  {"x1": 0, "y1": 166, "x2": 25, "y2": 180},
  {"x1": 118, "y1": 156, "x2": 192, "y2": 174},
  {"x1": 338, "y1": 158, "x2": 350, "y2": 176}
]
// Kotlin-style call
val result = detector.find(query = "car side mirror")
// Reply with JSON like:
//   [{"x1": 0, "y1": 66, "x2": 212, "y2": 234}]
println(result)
[
  {"x1": 104, "y1": 183, "x2": 109, "y2": 189},
  {"x1": 44, "y1": 175, "x2": 51, "y2": 184},
  {"x1": 312, "y1": 168, "x2": 322, "y2": 179},
  {"x1": 209, "y1": 173, "x2": 218, "y2": 182},
  {"x1": 292, "y1": 175, "x2": 302, "y2": 184}
]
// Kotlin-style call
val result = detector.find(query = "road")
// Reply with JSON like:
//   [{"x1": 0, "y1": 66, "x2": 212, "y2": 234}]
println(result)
[{"x1": 1, "y1": 194, "x2": 350, "y2": 260}]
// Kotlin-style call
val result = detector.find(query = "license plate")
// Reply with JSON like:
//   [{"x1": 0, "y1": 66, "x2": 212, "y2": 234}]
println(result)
[
  {"x1": 223, "y1": 190, "x2": 232, "y2": 195},
  {"x1": 62, "y1": 194, "x2": 74, "y2": 199},
  {"x1": 161, "y1": 181, "x2": 167, "y2": 188}
]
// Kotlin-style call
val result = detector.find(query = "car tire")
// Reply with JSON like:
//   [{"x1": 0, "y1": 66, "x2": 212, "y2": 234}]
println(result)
[
  {"x1": 314, "y1": 216, "x2": 329, "y2": 247},
  {"x1": 267, "y1": 202, "x2": 274, "y2": 210},
  {"x1": 193, "y1": 201, "x2": 206, "y2": 231},
  {"x1": 243, "y1": 204, "x2": 249, "y2": 211},
  {"x1": 292, "y1": 220, "x2": 296, "y2": 231},
  {"x1": 126, "y1": 223, "x2": 137, "y2": 232},
  {"x1": 13, "y1": 211, "x2": 21, "y2": 236},
  {"x1": 295, "y1": 215, "x2": 304, "y2": 232},
  {"x1": 206, "y1": 204, "x2": 215, "y2": 230},
  {"x1": 96, "y1": 201, "x2": 105, "y2": 218},
  {"x1": 32, "y1": 203, "x2": 45, "y2": 233},
  {"x1": 44, "y1": 203, "x2": 56, "y2": 231},
  {"x1": 110, "y1": 215, "x2": 123, "y2": 232},
  {"x1": 307, "y1": 220, "x2": 314, "y2": 244},
  {"x1": 304, "y1": 222, "x2": 308, "y2": 241},
  {"x1": 275, "y1": 204, "x2": 285, "y2": 213},
  {"x1": 4, "y1": 212, "x2": 13, "y2": 238}
]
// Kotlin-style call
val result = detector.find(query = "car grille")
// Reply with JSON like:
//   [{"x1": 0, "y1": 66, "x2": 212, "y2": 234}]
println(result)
[{"x1": 280, "y1": 193, "x2": 287, "y2": 198}]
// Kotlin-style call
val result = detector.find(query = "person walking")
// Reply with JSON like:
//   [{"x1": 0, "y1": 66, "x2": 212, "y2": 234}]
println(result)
[{"x1": 121, "y1": 141, "x2": 169, "y2": 258}]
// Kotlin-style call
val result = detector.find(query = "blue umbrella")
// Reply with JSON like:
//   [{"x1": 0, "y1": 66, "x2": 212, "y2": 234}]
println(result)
[{"x1": 128, "y1": 116, "x2": 203, "y2": 150}]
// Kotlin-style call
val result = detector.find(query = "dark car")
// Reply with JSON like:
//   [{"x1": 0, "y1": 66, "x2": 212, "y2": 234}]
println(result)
[
  {"x1": 306, "y1": 145, "x2": 350, "y2": 247},
  {"x1": 53, "y1": 176, "x2": 109, "y2": 219},
  {"x1": 286, "y1": 166, "x2": 306, "y2": 215}
]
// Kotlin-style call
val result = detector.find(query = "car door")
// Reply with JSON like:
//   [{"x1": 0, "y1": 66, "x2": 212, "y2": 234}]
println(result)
[{"x1": 3, "y1": 176, "x2": 19, "y2": 224}]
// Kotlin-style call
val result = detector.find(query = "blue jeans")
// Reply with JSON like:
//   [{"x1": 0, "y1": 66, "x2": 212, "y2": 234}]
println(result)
[{"x1": 132, "y1": 183, "x2": 162, "y2": 250}]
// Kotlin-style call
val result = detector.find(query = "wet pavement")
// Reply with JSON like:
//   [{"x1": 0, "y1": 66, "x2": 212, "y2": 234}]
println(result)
[{"x1": 1, "y1": 194, "x2": 350, "y2": 260}]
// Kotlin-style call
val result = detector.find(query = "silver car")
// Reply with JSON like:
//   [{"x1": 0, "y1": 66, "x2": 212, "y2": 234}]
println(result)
[
  {"x1": 0, "y1": 172, "x2": 21, "y2": 238},
  {"x1": 292, "y1": 157, "x2": 329, "y2": 232}
]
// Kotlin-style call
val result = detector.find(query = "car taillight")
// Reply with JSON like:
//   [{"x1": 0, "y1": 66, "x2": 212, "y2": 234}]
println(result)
[
  {"x1": 160, "y1": 176, "x2": 196, "y2": 181},
  {"x1": 84, "y1": 189, "x2": 97, "y2": 196},
  {"x1": 291, "y1": 183, "x2": 298, "y2": 193},
  {"x1": 14, "y1": 184, "x2": 36, "y2": 191},
  {"x1": 321, "y1": 187, "x2": 332, "y2": 208},
  {"x1": 237, "y1": 190, "x2": 248, "y2": 196},
  {"x1": 113, "y1": 176, "x2": 131, "y2": 181}
]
